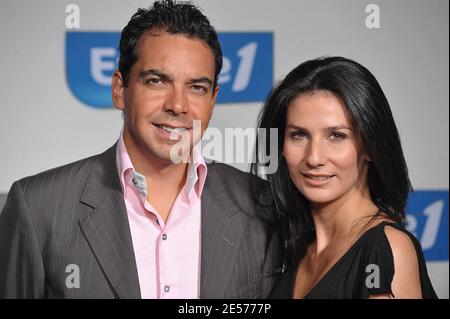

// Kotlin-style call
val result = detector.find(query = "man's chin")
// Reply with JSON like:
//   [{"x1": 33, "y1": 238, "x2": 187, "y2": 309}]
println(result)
[{"x1": 152, "y1": 145, "x2": 193, "y2": 164}]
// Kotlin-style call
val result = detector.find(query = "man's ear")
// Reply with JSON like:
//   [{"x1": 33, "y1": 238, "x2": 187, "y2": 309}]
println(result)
[
  {"x1": 213, "y1": 84, "x2": 220, "y2": 103},
  {"x1": 112, "y1": 71, "x2": 126, "y2": 110},
  {"x1": 209, "y1": 84, "x2": 220, "y2": 119}
]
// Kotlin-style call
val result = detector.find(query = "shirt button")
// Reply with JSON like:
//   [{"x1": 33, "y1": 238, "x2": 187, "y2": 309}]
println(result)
[
  {"x1": 164, "y1": 285, "x2": 170, "y2": 292},
  {"x1": 162, "y1": 234, "x2": 167, "y2": 240},
  {"x1": 132, "y1": 178, "x2": 138, "y2": 185}
]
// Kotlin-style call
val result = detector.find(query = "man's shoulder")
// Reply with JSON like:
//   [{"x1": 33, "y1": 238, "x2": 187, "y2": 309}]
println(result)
[
  {"x1": 13, "y1": 146, "x2": 114, "y2": 195},
  {"x1": 206, "y1": 161, "x2": 250, "y2": 179},
  {"x1": 206, "y1": 161, "x2": 263, "y2": 189},
  {"x1": 205, "y1": 161, "x2": 267, "y2": 216}
]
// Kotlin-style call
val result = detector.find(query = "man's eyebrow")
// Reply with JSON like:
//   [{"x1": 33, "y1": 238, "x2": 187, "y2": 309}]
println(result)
[
  {"x1": 138, "y1": 70, "x2": 212, "y2": 86},
  {"x1": 187, "y1": 77, "x2": 213, "y2": 86},
  {"x1": 139, "y1": 69, "x2": 172, "y2": 81}
]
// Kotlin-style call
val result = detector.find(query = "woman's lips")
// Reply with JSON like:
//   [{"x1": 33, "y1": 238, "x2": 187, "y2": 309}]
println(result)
[{"x1": 301, "y1": 173, "x2": 334, "y2": 186}]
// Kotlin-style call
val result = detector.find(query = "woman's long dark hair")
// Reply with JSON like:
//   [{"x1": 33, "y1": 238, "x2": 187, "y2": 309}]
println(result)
[{"x1": 251, "y1": 56, "x2": 413, "y2": 267}]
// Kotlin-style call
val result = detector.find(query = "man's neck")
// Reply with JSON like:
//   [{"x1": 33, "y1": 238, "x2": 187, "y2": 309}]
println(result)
[
  {"x1": 123, "y1": 129, "x2": 189, "y2": 191},
  {"x1": 122, "y1": 129, "x2": 191, "y2": 223}
]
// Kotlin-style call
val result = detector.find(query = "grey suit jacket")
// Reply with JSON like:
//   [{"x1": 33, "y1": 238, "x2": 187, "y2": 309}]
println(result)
[{"x1": 0, "y1": 144, "x2": 281, "y2": 298}]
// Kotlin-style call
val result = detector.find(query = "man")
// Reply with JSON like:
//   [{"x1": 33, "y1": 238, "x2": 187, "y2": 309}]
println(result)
[{"x1": 0, "y1": 0, "x2": 280, "y2": 298}]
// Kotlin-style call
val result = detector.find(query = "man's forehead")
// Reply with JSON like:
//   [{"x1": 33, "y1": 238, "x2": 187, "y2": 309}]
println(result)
[
  {"x1": 133, "y1": 33, "x2": 215, "y2": 76},
  {"x1": 137, "y1": 31, "x2": 213, "y2": 55}
]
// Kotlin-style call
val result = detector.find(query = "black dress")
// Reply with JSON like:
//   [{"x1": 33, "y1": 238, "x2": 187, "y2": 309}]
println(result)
[{"x1": 270, "y1": 222, "x2": 438, "y2": 299}]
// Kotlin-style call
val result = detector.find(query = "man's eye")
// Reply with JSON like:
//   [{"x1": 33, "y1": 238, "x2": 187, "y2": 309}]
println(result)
[
  {"x1": 145, "y1": 78, "x2": 162, "y2": 85},
  {"x1": 191, "y1": 85, "x2": 207, "y2": 94}
]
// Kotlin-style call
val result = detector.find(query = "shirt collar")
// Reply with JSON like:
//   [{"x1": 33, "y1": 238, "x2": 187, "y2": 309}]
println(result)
[
  {"x1": 187, "y1": 142, "x2": 207, "y2": 197},
  {"x1": 116, "y1": 129, "x2": 135, "y2": 199}
]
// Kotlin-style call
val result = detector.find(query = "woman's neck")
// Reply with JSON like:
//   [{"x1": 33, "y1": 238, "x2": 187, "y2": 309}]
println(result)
[{"x1": 310, "y1": 187, "x2": 379, "y2": 254}]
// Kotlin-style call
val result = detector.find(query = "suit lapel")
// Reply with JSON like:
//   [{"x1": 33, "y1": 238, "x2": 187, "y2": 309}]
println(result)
[
  {"x1": 79, "y1": 145, "x2": 141, "y2": 299},
  {"x1": 200, "y1": 168, "x2": 246, "y2": 298}
]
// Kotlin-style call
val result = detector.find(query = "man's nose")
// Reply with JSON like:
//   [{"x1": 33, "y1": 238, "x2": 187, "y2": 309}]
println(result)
[{"x1": 163, "y1": 86, "x2": 188, "y2": 115}]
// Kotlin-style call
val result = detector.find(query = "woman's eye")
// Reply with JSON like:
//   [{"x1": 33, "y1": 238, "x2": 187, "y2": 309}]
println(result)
[
  {"x1": 291, "y1": 131, "x2": 307, "y2": 139},
  {"x1": 330, "y1": 132, "x2": 346, "y2": 140}
]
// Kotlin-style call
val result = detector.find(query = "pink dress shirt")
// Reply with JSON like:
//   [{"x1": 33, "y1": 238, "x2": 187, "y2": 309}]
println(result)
[{"x1": 116, "y1": 131, "x2": 207, "y2": 299}]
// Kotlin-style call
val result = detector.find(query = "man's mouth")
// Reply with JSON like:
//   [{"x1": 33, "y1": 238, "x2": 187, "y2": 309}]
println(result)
[{"x1": 155, "y1": 124, "x2": 190, "y2": 134}]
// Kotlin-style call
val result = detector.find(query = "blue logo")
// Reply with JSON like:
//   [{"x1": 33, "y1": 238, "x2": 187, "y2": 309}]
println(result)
[
  {"x1": 405, "y1": 190, "x2": 448, "y2": 261},
  {"x1": 65, "y1": 31, "x2": 273, "y2": 108},
  {"x1": 66, "y1": 32, "x2": 120, "y2": 108},
  {"x1": 216, "y1": 33, "x2": 273, "y2": 104}
]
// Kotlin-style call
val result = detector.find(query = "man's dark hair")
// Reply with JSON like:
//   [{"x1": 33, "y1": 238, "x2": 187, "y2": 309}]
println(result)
[{"x1": 118, "y1": 0, "x2": 222, "y2": 90}]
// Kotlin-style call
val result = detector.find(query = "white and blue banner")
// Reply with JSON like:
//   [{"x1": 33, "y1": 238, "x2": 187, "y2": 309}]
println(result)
[
  {"x1": 406, "y1": 191, "x2": 448, "y2": 261},
  {"x1": 0, "y1": 0, "x2": 447, "y2": 298},
  {"x1": 66, "y1": 31, "x2": 273, "y2": 108}
]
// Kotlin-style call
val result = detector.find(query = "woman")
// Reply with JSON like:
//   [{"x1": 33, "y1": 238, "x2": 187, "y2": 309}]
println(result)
[{"x1": 252, "y1": 56, "x2": 437, "y2": 298}]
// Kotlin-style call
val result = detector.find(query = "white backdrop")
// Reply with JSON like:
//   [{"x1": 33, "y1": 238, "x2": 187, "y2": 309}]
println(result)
[{"x1": 0, "y1": 0, "x2": 448, "y2": 298}]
